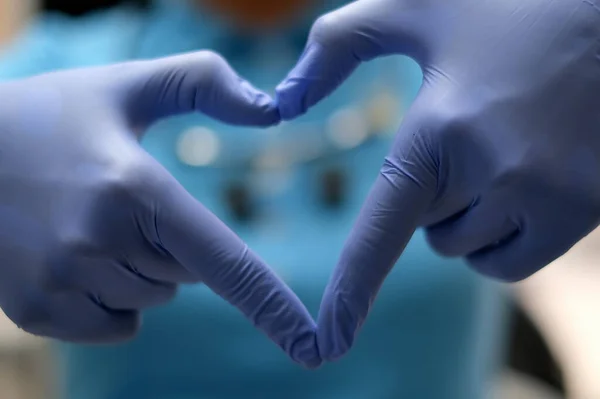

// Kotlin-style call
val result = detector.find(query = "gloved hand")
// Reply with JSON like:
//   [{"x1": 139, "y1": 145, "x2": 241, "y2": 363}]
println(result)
[
  {"x1": 276, "y1": 0, "x2": 600, "y2": 361},
  {"x1": 0, "y1": 51, "x2": 321, "y2": 369}
]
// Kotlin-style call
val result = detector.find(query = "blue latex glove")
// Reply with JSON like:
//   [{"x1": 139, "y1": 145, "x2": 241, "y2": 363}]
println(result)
[
  {"x1": 276, "y1": 0, "x2": 600, "y2": 361},
  {"x1": 0, "y1": 51, "x2": 321, "y2": 369}
]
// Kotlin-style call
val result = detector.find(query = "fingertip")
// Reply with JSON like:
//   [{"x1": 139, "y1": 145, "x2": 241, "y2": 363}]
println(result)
[
  {"x1": 236, "y1": 80, "x2": 282, "y2": 127},
  {"x1": 245, "y1": 274, "x2": 323, "y2": 367},
  {"x1": 122, "y1": 51, "x2": 283, "y2": 128},
  {"x1": 316, "y1": 290, "x2": 359, "y2": 362},
  {"x1": 274, "y1": 75, "x2": 310, "y2": 121},
  {"x1": 275, "y1": 43, "x2": 329, "y2": 121},
  {"x1": 155, "y1": 183, "x2": 321, "y2": 365},
  {"x1": 289, "y1": 326, "x2": 323, "y2": 369}
]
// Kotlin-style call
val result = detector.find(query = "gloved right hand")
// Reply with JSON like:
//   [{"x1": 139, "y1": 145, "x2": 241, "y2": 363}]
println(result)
[
  {"x1": 276, "y1": 0, "x2": 600, "y2": 362},
  {"x1": 0, "y1": 51, "x2": 321, "y2": 369}
]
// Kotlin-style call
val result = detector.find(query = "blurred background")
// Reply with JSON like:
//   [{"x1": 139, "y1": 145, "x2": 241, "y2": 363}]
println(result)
[{"x1": 0, "y1": 1, "x2": 599, "y2": 398}]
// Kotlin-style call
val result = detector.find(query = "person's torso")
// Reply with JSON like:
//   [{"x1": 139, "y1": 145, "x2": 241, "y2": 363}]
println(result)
[{"x1": 0, "y1": 2, "x2": 510, "y2": 398}]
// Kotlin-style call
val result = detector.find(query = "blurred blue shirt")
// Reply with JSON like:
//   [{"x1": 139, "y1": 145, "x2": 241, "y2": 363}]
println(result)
[{"x1": 0, "y1": 1, "x2": 510, "y2": 398}]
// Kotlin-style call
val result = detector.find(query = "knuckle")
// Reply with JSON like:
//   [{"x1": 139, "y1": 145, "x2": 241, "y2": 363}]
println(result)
[
  {"x1": 420, "y1": 104, "x2": 493, "y2": 191},
  {"x1": 310, "y1": 13, "x2": 349, "y2": 46},
  {"x1": 83, "y1": 159, "x2": 167, "y2": 245},
  {"x1": 414, "y1": 94, "x2": 475, "y2": 143},
  {"x1": 308, "y1": 4, "x2": 385, "y2": 59},
  {"x1": 183, "y1": 50, "x2": 228, "y2": 86},
  {"x1": 384, "y1": 128, "x2": 439, "y2": 194},
  {"x1": 193, "y1": 50, "x2": 227, "y2": 70},
  {"x1": 100, "y1": 161, "x2": 158, "y2": 204},
  {"x1": 102, "y1": 172, "x2": 140, "y2": 201},
  {"x1": 434, "y1": 110, "x2": 474, "y2": 144}
]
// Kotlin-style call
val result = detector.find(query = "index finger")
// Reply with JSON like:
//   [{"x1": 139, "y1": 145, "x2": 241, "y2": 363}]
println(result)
[
  {"x1": 317, "y1": 131, "x2": 435, "y2": 361},
  {"x1": 155, "y1": 176, "x2": 321, "y2": 368}
]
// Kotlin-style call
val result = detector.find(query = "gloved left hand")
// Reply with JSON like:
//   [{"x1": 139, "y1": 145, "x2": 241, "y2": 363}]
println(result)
[{"x1": 0, "y1": 52, "x2": 321, "y2": 369}]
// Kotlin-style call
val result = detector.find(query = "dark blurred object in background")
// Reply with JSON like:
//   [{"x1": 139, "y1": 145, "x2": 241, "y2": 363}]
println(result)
[
  {"x1": 507, "y1": 304, "x2": 565, "y2": 394},
  {"x1": 320, "y1": 168, "x2": 347, "y2": 209},
  {"x1": 42, "y1": 0, "x2": 318, "y2": 30},
  {"x1": 197, "y1": 0, "x2": 317, "y2": 31},
  {"x1": 41, "y1": 0, "x2": 149, "y2": 15},
  {"x1": 224, "y1": 182, "x2": 255, "y2": 223}
]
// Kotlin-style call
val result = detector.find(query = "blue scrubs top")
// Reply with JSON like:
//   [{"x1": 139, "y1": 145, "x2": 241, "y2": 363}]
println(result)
[{"x1": 0, "y1": 2, "x2": 510, "y2": 398}]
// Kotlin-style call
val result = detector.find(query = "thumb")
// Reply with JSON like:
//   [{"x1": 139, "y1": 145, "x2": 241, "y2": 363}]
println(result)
[
  {"x1": 317, "y1": 104, "x2": 438, "y2": 361},
  {"x1": 111, "y1": 51, "x2": 280, "y2": 130},
  {"x1": 276, "y1": 0, "x2": 431, "y2": 120}
]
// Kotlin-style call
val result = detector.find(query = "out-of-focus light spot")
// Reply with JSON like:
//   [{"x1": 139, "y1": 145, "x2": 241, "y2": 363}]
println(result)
[
  {"x1": 251, "y1": 169, "x2": 293, "y2": 197},
  {"x1": 367, "y1": 91, "x2": 402, "y2": 135},
  {"x1": 254, "y1": 147, "x2": 291, "y2": 170},
  {"x1": 176, "y1": 127, "x2": 220, "y2": 167},
  {"x1": 327, "y1": 107, "x2": 369, "y2": 150}
]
